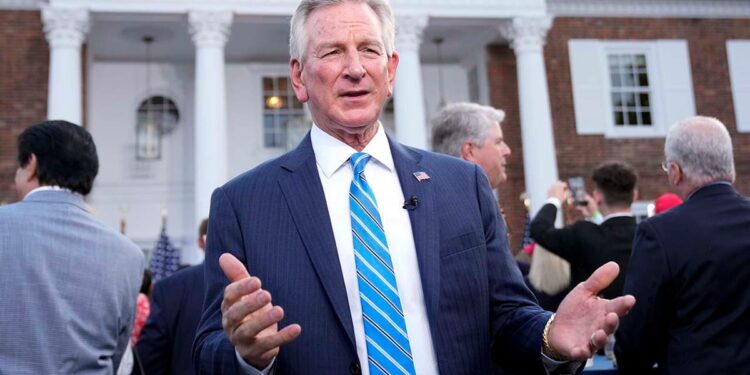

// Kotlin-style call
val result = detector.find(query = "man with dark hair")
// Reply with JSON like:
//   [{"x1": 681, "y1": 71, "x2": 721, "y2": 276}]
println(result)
[
  {"x1": 530, "y1": 162, "x2": 638, "y2": 299},
  {"x1": 136, "y1": 218, "x2": 209, "y2": 375},
  {"x1": 0, "y1": 120, "x2": 145, "y2": 374}
]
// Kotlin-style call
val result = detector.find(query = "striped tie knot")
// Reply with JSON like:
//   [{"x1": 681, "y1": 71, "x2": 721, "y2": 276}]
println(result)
[{"x1": 350, "y1": 152, "x2": 371, "y2": 179}]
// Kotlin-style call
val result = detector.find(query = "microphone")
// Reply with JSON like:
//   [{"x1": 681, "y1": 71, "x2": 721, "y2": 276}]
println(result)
[{"x1": 402, "y1": 195, "x2": 419, "y2": 210}]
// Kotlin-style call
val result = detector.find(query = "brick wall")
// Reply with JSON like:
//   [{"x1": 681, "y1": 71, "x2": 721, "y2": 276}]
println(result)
[
  {"x1": 488, "y1": 17, "x2": 750, "y2": 252},
  {"x1": 0, "y1": 10, "x2": 48, "y2": 203}
]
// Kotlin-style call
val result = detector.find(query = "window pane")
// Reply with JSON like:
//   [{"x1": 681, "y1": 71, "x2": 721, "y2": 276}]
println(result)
[
  {"x1": 611, "y1": 73, "x2": 621, "y2": 87},
  {"x1": 641, "y1": 111, "x2": 652, "y2": 125},
  {"x1": 290, "y1": 94, "x2": 303, "y2": 109},
  {"x1": 621, "y1": 55, "x2": 633, "y2": 70},
  {"x1": 614, "y1": 111, "x2": 624, "y2": 126},
  {"x1": 622, "y1": 72, "x2": 634, "y2": 87},
  {"x1": 627, "y1": 111, "x2": 638, "y2": 125},
  {"x1": 635, "y1": 54, "x2": 646, "y2": 69},
  {"x1": 608, "y1": 54, "x2": 620, "y2": 68},
  {"x1": 638, "y1": 73, "x2": 649, "y2": 87},
  {"x1": 611, "y1": 93, "x2": 622, "y2": 107},
  {"x1": 639, "y1": 93, "x2": 650, "y2": 107},
  {"x1": 624, "y1": 93, "x2": 635, "y2": 107},
  {"x1": 263, "y1": 77, "x2": 274, "y2": 91},
  {"x1": 278, "y1": 77, "x2": 289, "y2": 94}
]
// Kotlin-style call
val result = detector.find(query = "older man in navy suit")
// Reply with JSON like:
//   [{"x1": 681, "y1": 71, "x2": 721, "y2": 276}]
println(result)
[
  {"x1": 615, "y1": 116, "x2": 750, "y2": 374},
  {"x1": 0, "y1": 121, "x2": 144, "y2": 374},
  {"x1": 194, "y1": 1, "x2": 635, "y2": 374}
]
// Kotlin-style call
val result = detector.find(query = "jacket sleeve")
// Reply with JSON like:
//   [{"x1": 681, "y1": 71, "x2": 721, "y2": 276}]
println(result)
[
  {"x1": 193, "y1": 187, "x2": 246, "y2": 373},
  {"x1": 530, "y1": 203, "x2": 582, "y2": 263},
  {"x1": 615, "y1": 220, "x2": 672, "y2": 374},
  {"x1": 475, "y1": 166, "x2": 551, "y2": 374},
  {"x1": 135, "y1": 281, "x2": 173, "y2": 375}
]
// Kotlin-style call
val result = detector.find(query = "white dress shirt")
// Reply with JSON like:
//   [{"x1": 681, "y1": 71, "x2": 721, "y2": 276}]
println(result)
[
  {"x1": 237, "y1": 123, "x2": 438, "y2": 375},
  {"x1": 311, "y1": 123, "x2": 438, "y2": 375}
]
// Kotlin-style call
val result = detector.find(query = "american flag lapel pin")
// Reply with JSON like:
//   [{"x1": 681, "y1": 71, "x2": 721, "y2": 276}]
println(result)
[{"x1": 413, "y1": 171, "x2": 430, "y2": 182}]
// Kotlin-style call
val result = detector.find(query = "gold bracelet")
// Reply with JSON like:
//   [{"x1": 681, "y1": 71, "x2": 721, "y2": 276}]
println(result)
[{"x1": 543, "y1": 313, "x2": 567, "y2": 360}]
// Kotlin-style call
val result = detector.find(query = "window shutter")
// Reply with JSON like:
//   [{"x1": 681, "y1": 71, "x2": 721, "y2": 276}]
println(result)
[
  {"x1": 727, "y1": 40, "x2": 750, "y2": 132},
  {"x1": 568, "y1": 39, "x2": 607, "y2": 135},
  {"x1": 655, "y1": 40, "x2": 696, "y2": 131}
]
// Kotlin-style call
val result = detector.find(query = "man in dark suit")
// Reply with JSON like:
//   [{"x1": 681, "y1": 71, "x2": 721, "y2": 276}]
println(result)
[
  {"x1": 135, "y1": 218, "x2": 208, "y2": 375},
  {"x1": 530, "y1": 162, "x2": 638, "y2": 299},
  {"x1": 615, "y1": 116, "x2": 750, "y2": 374},
  {"x1": 193, "y1": 1, "x2": 635, "y2": 374}
]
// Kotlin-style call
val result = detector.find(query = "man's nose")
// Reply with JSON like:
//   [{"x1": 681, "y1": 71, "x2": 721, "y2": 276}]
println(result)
[{"x1": 344, "y1": 51, "x2": 366, "y2": 79}]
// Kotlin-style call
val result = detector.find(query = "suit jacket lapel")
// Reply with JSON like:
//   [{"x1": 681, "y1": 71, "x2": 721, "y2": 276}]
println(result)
[
  {"x1": 389, "y1": 139, "x2": 441, "y2": 333},
  {"x1": 277, "y1": 134, "x2": 356, "y2": 348}
]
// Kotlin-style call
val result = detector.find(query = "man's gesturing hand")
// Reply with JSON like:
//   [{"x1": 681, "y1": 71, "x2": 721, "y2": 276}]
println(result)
[
  {"x1": 548, "y1": 262, "x2": 636, "y2": 360},
  {"x1": 219, "y1": 253, "x2": 302, "y2": 369}
]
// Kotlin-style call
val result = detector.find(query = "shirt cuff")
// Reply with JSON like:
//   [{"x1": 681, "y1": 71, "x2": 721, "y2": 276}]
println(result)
[
  {"x1": 541, "y1": 352, "x2": 583, "y2": 375},
  {"x1": 235, "y1": 350, "x2": 275, "y2": 375},
  {"x1": 546, "y1": 197, "x2": 562, "y2": 210}
]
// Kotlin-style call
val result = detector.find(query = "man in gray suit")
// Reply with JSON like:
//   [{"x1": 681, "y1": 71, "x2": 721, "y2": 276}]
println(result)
[{"x1": 0, "y1": 120, "x2": 145, "y2": 374}]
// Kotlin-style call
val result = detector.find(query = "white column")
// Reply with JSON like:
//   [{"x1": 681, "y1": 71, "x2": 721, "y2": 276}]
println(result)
[
  {"x1": 42, "y1": 7, "x2": 89, "y2": 125},
  {"x1": 189, "y1": 10, "x2": 232, "y2": 229},
  {"x1": 499, "y1": 17, "x2": 559, "y2": 216},
  {"x1": 393, "y1": 15, "x2": 428, "y2": 150}
]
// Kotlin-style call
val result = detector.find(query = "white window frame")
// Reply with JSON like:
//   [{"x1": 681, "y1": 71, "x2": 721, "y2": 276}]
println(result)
[
  {"x1": 727, "y1": 40, "x2": 750, "y2": 133},
  {"x1": 568, "y1": 39, "x2": 695, "y2": 139},
  {"x1": 601, "y1": 42, "x2": 664, "y2": 138},
  {"x1": 247, "y1": 64, "x2": 309, "y2": 150}
]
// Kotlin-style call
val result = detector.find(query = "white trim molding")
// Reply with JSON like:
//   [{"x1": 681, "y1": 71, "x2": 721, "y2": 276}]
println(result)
[
  {"x1": 548, "y1": 0, "x2": 750, "y2": 19},
  {"x1": 47, "y1": 0, "x2": 547, "y2": 18},
  {"x1": 0, "y1": 0, "x2": 42, "y2": 10}
]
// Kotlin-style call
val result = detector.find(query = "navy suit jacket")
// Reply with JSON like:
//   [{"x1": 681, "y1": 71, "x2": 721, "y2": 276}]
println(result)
[
  {"x1": 616, "y1": 183, "x2": 750, "y2": 374},
  {"x1": 194, "y1": 134, "x2": 551, "y2": 374},
  {"x1": 136, "y1": 264, "x2": 205, "y2": 375}
]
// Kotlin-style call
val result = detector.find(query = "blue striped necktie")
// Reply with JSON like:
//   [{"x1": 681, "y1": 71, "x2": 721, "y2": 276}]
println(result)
[{"x1": 348, "y1": 152, "x2": 415, "y2": 375}]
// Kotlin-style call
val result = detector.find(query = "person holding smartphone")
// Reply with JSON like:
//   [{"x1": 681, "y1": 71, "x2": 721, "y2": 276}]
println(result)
[{"x1": 529, "y1": 162, "x2": 638, "y2": 299}]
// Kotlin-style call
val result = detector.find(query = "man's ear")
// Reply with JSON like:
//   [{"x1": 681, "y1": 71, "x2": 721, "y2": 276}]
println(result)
[
  {"x1": 460, "y1": 141, "x2": 475, "y2": 162},
  {"x1": 386, "y1": 50, "x2": 400, "y2": 97},
  {"x1": 290, "y1": 58, "x2": 309, "y2": 103},
  {"x1": 670, "y1": 163, "x2": 683, "y2": 186},
  {"x1": 25, "y1": 154, "x2": 38, "y2": 182},
  {"x1": 593, "y1": 189, "x2": 603, "y2": 205}
]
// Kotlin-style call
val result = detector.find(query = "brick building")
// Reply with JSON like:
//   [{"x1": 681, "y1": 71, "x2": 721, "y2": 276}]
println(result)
[{"x1": 0, "y1": 0, "x2": 748, "y2": 258}]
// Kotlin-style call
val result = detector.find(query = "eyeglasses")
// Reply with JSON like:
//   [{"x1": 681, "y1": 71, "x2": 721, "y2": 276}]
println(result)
[{"x1": 661, "y1": 161, "x2": 671, "y2": 173}]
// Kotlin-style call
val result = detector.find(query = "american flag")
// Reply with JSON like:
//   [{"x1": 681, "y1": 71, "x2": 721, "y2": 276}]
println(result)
[
  {"x1": 149, "y1": 228, "x2": 180, "y2": 283},
  {"x1": 413, "y1": 171, "x2": 430, "y2": 182}
]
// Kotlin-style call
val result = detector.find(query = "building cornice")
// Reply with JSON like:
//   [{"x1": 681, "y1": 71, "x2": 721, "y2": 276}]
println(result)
[
  {"x1": 0, "y1": 0, "x2": 43, "y2": 10},
  {"x1": 548, "y1": 0, "x2": 750, "y2": 19},
  {"x1": 45, "y1": 0, "x2": 547, "y2": 18}
]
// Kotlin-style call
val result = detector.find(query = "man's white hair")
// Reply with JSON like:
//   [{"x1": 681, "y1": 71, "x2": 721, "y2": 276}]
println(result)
[
  {"x1": 665, "y1": 116, "x2": 736, "y2": 186},
  {"x1": 289, "y1": 0, "x2": 396, "y2": 62},
  {"x1": 431, "y1": 102, "x2": 506, "y2": 157}
]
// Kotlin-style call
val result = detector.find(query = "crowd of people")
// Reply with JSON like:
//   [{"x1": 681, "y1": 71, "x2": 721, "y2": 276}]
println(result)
[{"x1": 1, "y1": 0, "x2": 748, "y2": 374}]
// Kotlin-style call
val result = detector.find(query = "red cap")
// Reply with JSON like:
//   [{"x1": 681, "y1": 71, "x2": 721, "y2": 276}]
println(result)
[{"x1": 655, "y1": 193, "x2": 683, "y2": 214}]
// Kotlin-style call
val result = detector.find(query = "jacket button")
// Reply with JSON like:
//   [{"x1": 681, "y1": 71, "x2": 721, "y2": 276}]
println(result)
[{"x1": 350, "y1": 361, "x2": 361, "y2": 374}]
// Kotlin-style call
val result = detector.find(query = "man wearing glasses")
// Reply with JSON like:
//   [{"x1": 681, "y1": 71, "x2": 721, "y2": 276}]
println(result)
[{"x1": 616, "y1": 116, "x2": 750, "y2": 374}]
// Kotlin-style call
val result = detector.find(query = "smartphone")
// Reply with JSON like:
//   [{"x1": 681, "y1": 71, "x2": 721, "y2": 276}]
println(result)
[{"x1": 567, "y1": 176, "x2": 588, "y2": 206}]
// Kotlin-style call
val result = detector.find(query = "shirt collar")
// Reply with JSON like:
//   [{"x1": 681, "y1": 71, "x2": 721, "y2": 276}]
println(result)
[
  {"x1": 24, "y1": 185, "x2": 72, "y2": 200},
  {"x1": 310, "y1": 122, "x2": 394, "y2": 178},
  {"x1": 601, "y1": 212, "x2": 633, "y2": 223}
]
